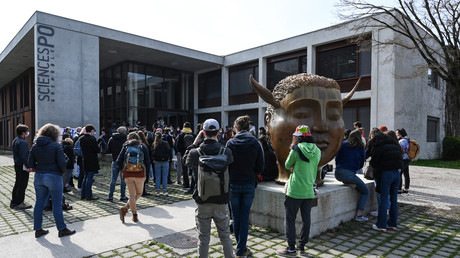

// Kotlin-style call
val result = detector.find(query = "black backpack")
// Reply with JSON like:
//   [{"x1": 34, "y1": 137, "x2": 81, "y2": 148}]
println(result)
[{"x1": 196, "y1": 147, "x2": 229, "y2": 202}]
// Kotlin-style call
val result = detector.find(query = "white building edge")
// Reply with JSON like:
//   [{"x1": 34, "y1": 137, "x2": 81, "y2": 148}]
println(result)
[{"x1": 0, "y1": 11, "x2": 444, "y2": 159}]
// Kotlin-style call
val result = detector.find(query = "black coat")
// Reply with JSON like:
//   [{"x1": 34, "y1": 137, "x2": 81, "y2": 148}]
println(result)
[
  {"x1": 370, "y1": 134, "x2": 403, "y2": 176},
  {"x1": 106, "y1": 133, "x2": 127, "y2": 161},
  {"x1": 62, "y1": 142, "x2": 75, "y2": 169},
  {"x1": 80, "y1": 134, "x2": 100, "y2": 172}
]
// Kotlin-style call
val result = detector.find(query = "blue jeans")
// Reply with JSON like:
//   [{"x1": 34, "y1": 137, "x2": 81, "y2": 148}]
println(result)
[
  {"x1": 230, "y1": 183, "x2": 255, "y2": 256},
  {"x1": 81, "y1": 171, "x2": 95, "y2": 198},
  {"x1": 376, "y1": 170, "x2": 399, "y2": 229},
  {"x1": 109, "y1": 161, "x2": 126, "y2": 199},
  {"x1": 155, "y1": 161, "x2": 169, "y2": 191},
  {"x1": 34, "y1": 173, "x2": 67, "y2": 231},
  {"x1": 335, "y1": 167, "x2": 369, "y2": 211}
]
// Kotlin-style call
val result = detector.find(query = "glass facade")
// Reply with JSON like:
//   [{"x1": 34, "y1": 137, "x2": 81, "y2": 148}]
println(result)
[
  {"x1": 317, "y1": 41, "x2": 371, "y2": 80},
  {"x1": 0, "y1": 68, "x2": 35, "y2": 149},
  {"x1": 198, "y1": 70, "x2": 222, "y2": 108},
  {"x1": 267, "y1": 50, "x2": 307, "y2": 90},
  {"x1": 100, "y1": 61, "x2": 193, "y2": 130},
  {"x1": 229, "y1": 62, "x2": 259, "y2": 105}
]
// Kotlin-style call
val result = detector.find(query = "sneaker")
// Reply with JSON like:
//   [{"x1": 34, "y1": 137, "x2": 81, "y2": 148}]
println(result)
[
  {"x1": 297, "y1": 245, "x2": 305, "y2": 254},
  {"x1": 370, "y1": 210, "x2": 378, "y2": 217},
  {"x1": 355, "y1": 215, "x2": 369, "y2": 221},
  {"x1": 106, "y1": 198, "x2": 113, "y2": 202},
  {"x1": 388, "y1": 226, "x2": 398, "y2": 231},
  {"x1": 163, "y1": 191, "x2": 169, "y2": 196},
  {"x1": 58, "y1": 228, "x2": 76, "y2": 237},
  {"x1": 372, "y1": 224, "x2": 387, "y2": 232},
  {"x1": 14, "y1": 203, "x2": 32, "y2": 209},
  {"x1": 156, "y1": 191, "x2": 161, "y2": 197},
  {"x1": 35, "y1": 229, "x2": 49, "y2": 238},
  {"x1": 120, "y1": 197, "x2": 129, "y2": 201},
  {"x1": 276, "y1": 247, "x2": 296, "y2": 257}
]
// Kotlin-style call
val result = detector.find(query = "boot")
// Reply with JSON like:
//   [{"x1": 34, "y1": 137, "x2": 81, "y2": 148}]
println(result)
[{"x1": 120, "y1": 207, "x2": 128, "y2": 223}]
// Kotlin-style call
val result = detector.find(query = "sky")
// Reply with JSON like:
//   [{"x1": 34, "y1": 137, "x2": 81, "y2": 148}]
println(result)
[
  {"x1": 0, "y1": 0, "x2": 394, "y2": 56},
  {"x1": 0, "y1": 0, "x2": 342, "y2": 56}
]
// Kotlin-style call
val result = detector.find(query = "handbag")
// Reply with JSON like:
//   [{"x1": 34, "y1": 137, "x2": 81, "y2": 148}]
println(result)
[{"x1": 364, "y1": 165, "x2": 374, "y2": 180}]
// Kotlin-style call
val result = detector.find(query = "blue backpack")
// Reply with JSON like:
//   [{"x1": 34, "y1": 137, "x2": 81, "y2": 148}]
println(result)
[
  {"x1": 123, "y1": 145, "x2": 145, "y2": 173},
  {"x1": 73, "y1": 139, "x2": 82, "y2": 157}
]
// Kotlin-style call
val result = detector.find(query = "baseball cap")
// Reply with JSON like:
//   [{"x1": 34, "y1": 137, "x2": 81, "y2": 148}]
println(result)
[
  {"x1": 293, "y1": 125, "x2": 312, "y2": 136},
  {"x1": 203, "y1": 119, "x2": 219, "y2": 132}
]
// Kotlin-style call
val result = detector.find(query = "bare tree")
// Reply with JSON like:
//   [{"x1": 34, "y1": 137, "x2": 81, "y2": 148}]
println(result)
[{"x1": 337, "y1": 0, "x2": 460, "y2": 138}]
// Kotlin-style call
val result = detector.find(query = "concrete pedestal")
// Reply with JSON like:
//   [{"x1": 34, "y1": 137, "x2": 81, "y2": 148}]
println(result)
[{"x1": 249, "y1": 173, "x2": 377, "y2": 237}]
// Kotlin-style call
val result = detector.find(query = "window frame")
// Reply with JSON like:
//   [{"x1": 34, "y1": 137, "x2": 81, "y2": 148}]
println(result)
[{"x1": 427, "y1": 116, "x2": 439, "y2": 142}]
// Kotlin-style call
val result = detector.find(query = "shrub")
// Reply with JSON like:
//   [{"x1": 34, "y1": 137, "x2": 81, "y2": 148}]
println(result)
[{"x1": 442, "y1": 136, "x2": 460, "y2": 161}]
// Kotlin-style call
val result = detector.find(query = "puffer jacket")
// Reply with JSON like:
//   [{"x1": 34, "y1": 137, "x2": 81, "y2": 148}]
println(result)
[{"x1": 28, "y1": 136, "x2": 66, "y2": 175}]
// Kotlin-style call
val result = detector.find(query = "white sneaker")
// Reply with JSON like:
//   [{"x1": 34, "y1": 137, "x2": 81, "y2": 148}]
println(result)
[{"x1": 370, "y1": 210, "x2": 378, "y2": 216}]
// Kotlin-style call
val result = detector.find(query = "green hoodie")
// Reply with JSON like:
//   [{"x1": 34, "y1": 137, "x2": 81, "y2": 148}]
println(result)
[{"x1": 284, "y1": 142, "x2": 320, "y2": 199}]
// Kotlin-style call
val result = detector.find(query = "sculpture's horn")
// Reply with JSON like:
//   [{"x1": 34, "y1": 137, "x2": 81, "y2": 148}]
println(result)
[
  {"x1": 249, "y1": 75, "x2": 281, "y2": 108},
  {"x1": 342, "y1": 77, "x2": 362, "y2": 105}
]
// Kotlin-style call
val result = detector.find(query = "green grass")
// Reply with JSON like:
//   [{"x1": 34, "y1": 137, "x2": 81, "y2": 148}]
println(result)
[{"x1": 411, "y1": 159, "x2": 460, "y2": 169}]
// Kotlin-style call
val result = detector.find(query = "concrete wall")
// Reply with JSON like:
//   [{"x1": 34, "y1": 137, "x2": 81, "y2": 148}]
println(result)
[
  {"x1": 250, "y1": 174, "x2": 378, "y2": 237},
  {"x1": 34, "y1": 24, "x2": 100, "y2": 132},
  {"x1": 393, "y1": 40, "x2": 445, "y2": 159}
]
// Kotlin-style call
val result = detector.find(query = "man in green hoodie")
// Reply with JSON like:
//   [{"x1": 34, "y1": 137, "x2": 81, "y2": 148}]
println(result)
[{"x1": 277, "y1": 125, "x2": 320, "y2": 256}]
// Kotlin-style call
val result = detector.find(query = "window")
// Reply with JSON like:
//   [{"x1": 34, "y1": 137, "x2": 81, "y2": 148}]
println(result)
[
  {"x1": 229, "y1": 62, "x2": 258, "y2": 105},
  {"x1": 198, "y1": 70, "x2": 221, "y2": 108},
  {"x1": 342, "y1": 99, "x2": 370, "y2": 138},
  {"x1": 427, "y1": 116, "x2": 439, "y2": 142},
  {"x1": 317, "y1": 39, "x2": 371, "y2": 80},
  {"x1": 267, "y1": 50, "x2": 307, "y2": 90},
  {"x1": 428, "y1": 69, "x2": 439, "y2": 89}
]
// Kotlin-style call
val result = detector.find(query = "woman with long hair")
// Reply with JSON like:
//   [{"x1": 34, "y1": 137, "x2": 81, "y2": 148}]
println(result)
[
  {"x1": 370, "y1": 132, "x2": 403, "y2": 232},
  {"x1": 117, "y1": 132, "x2": 150, "y2": 223},
  {"x1": 28, "y1": 123, "x2": 76, "y2": 238},
  {"x1": 151, "y1": 132, "x2": 171, "y2": 196},
  {"x1": 334, "y1": 129, "x2": 369, "y2": 221}
]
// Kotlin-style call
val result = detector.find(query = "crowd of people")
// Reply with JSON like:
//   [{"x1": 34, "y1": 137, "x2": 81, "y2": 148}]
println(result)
[{"x1": 9, "y1": 117, "x2": 414, "y2": 257}]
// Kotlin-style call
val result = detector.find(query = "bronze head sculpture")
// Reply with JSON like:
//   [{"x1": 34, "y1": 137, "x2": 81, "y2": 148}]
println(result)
[{"x1": 250, "y1": 73, "x2": 360, "y2": 185}]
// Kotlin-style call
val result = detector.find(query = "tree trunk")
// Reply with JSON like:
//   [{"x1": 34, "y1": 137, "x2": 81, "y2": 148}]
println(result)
[{"x1": 444, "y1": 80, "x2": 460, "y2": 138}]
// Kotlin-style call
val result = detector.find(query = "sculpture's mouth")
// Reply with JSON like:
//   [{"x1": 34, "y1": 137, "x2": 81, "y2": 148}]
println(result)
[{"x1": 316, "y1": 140, "x2": 329, "y2": 150}]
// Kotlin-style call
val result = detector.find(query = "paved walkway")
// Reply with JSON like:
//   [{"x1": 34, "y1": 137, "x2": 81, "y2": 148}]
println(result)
[{"x1": 1, "y1": 153, "x2": 459, "y2": 257}]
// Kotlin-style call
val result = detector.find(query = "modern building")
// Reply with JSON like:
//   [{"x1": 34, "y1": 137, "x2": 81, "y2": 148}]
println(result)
[{"x1": 0, "y1": 11, "x2": 444, "y2": 159}]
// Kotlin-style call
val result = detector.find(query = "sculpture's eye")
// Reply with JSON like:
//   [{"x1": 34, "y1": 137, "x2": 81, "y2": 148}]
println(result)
[
  {"x1": 327, "y1": 101, "x2": 342, "y2": 121},
  {"x1": 292, "y1": 107, "x2": 313, "y2": 119},
  {"x1": 327, "y1": 108, "x2": 340, "y2": 121}
]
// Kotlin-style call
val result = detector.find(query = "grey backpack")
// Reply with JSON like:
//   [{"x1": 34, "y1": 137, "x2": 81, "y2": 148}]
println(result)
[{"x1": 197, "y1": 147, "x2": 229, "y2": 202}]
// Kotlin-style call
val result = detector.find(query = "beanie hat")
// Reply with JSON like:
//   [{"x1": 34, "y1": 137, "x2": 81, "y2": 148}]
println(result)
[{"x1": 293, "y1": 125, "x2": 312, "y2": 137}]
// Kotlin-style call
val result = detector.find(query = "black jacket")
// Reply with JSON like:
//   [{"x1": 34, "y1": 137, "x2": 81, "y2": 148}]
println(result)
[
  {"x1": 370, "y1": 134, "x2": 403, "y2": 175},
  {"x1": 226, "y1": 131, "x2": 264, "y2": 186},
  {"x1": 184, "y1": 139, "x2": 234, "y2": 204},
  {"x1": 62, "y1": 141, "x2": 75, "y2": 169},
  {"x1": 106, "y1": 133, "x2": 127, "y2": 161},
  {"x1": 12, "y1": 136, "x2": 29, "y2": 166},
  {"x1": 80, "y1": 134, "x2": 100, "y2": 172}
]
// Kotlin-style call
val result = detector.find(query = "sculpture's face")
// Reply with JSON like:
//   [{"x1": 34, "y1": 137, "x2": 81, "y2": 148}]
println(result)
[{"x1": 266, "y1": 86, "x2": 345, "y2": 167}]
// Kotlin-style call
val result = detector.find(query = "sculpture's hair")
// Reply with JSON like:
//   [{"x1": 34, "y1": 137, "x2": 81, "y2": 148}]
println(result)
[
  {"x1": 268, "y1": 73, "x2": 340, "y2": 113},
  {"x1": 234, "y1": 115, "x2": 250, "y2": 132},
  {"x1": 37, "y1": 123, "x2": 61, "y2": 142},
  {"x1": 348, "y1": 129, "x2": 365, "y2": 149}
]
